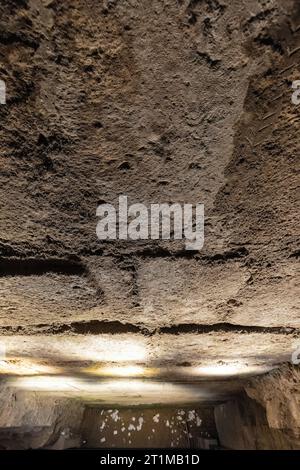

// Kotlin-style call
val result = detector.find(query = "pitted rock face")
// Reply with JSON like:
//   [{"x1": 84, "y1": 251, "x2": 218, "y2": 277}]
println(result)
[{"x1": 0, "y1": 0, "x2": 299, "y2": 446}]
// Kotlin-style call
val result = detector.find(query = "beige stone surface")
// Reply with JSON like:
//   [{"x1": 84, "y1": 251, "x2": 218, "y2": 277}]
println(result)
[{"x1": 0, "y1": 0, "x2": 299, "y2": 449}]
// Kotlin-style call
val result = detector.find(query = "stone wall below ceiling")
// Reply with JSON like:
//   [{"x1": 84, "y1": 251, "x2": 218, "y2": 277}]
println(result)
[{"x1": 215, "y1": 364, "x2": 300, "y2": 449}]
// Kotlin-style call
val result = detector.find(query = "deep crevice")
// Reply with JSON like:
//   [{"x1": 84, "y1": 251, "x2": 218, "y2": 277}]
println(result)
[
  {"x1": 0, "y1": 321, "x2": 297, "y2": 336},
  {"x1": 0, "y1": 257, "x2": 86, "y2": 277}
]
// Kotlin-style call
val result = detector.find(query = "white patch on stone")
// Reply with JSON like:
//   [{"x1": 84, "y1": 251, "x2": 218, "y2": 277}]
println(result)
[
  {"x1": 111, "y1": 410, "x2": 119, "y2": 422},
  {"x1": 196, "y1": 416, "x2": 202, "y2": 427},
  {"x1": 187, "y1": 410, "x2": 196, "y2": 422},
  {"x1": 136, "y1": 417, "x2": 144, "y2": 431}
]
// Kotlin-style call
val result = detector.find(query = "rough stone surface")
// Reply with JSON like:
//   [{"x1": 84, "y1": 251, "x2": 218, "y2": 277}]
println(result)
[
  {"x1": 0, "y1": 0, "x2": 299, "y2": 450},
  {"x1": 215, "y1": 365, "x2": 300, "y2": 449},
  {"x1": 0, "y1": 0, "x2": 299, "y2": 336},
  {"x1": 246, "y1": 364, "x2": 300, "y2": 437},
  {"x1": 0, "y1": 385, "x2": 84, "y2": 449}
]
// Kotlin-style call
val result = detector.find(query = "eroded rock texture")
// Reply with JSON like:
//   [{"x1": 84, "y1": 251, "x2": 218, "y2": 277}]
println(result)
[
  {"x1": 0, "y1": 385, "x2": 84, "y2": 449},
  {"x1": 246, "y1": 364, "x2": 300, "y2": 438},
  {"x1": 0, "y1": 0, "x2": 299, "y2": 335},
  {"x1": 215, "y1": 365, "x2": 300, "y2": 449},
  {"x1": 0, "y1": 0, "x2": 299, "y2": 450}
]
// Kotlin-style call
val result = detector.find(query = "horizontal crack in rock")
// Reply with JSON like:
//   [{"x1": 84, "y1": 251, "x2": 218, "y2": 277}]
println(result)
[
  {"x1": 0, "y1": 321, "x2": 297, "y2": 336},
  {"x1": 0, "y1": 257, "x2": 85, "y2": 276}
]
